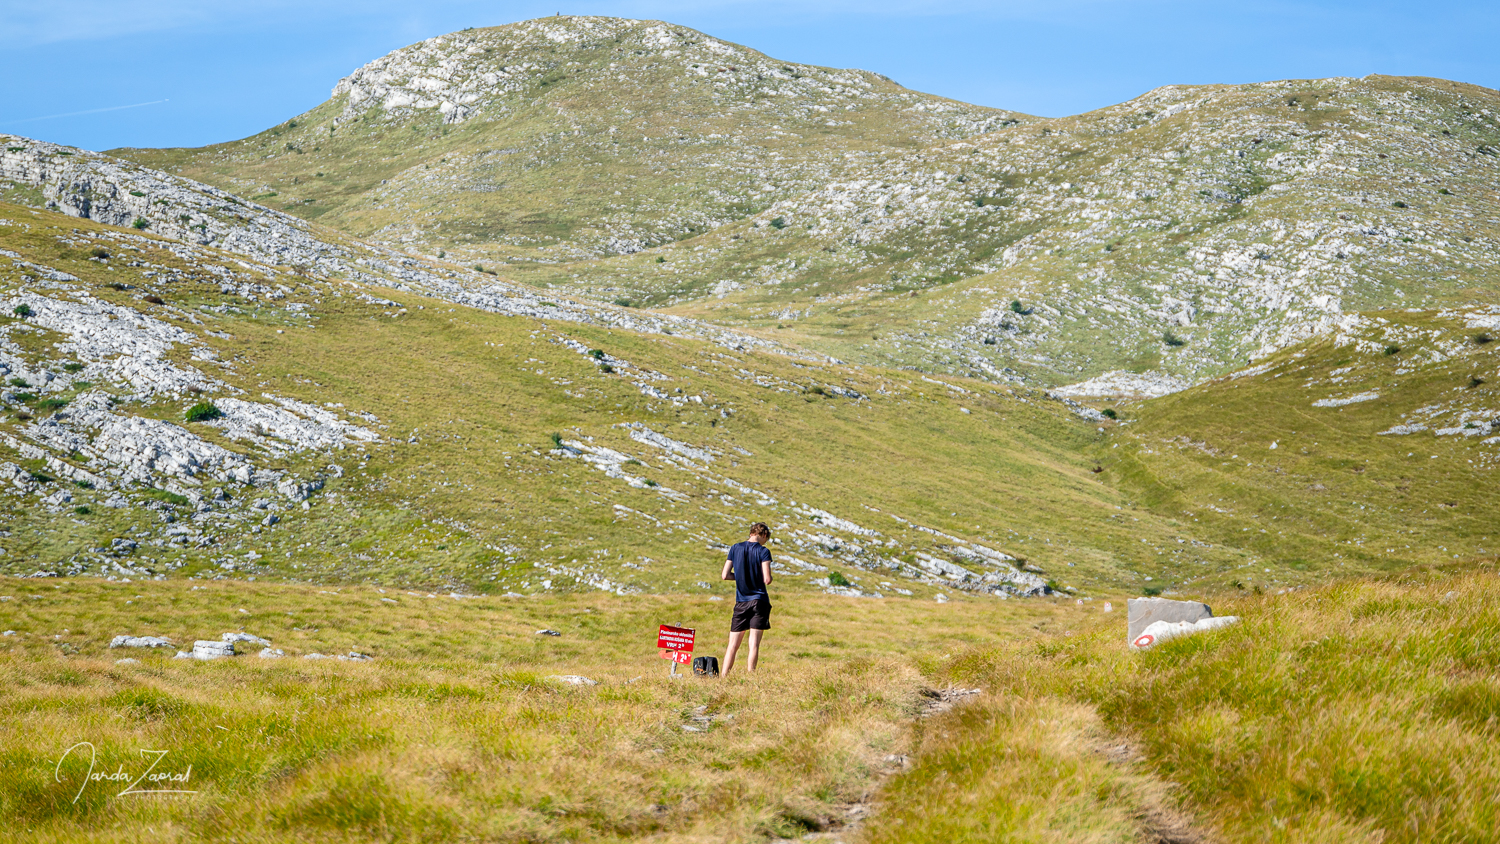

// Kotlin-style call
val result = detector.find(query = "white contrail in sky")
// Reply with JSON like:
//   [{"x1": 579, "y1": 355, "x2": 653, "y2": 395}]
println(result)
[{"x1": 3, "y1": 99, "x2": 169, "y2": 126}]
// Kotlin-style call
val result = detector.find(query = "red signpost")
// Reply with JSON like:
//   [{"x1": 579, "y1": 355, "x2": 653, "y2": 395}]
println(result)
[{"x1": 658, "y1": 624, "x2": 695, "y2": 672}]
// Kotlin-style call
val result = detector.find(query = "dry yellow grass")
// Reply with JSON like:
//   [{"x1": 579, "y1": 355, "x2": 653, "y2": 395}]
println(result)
[
  {"x1": 881, "y1": 561, "x2": 1500, "y2": 843},
  {"x1": 0, "y1": 575, "x2": 1077, "y2": 843}
]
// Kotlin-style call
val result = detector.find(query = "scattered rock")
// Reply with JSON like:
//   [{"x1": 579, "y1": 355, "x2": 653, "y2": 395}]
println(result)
[
  {"x1": 547, "y1": 674, "x2": 597, "y2": 685},
  {"x1": 114, "y1": 658, "x2": 140, "y2": 665},
  {"x1": 257, "y1": 647, "x2": 284, "y2": 658},
  {"x1": 109, "y1": 634, "x2": 174, "y2": 649},
  {"x1": 536, "y1": 629, "x2": 562, "y2": 636},
  {"x1": 190, "y1": 640, "x2": 235, "y2": 659},
  {"x1": 338, "y1": 651, "x2": 373, "y2": 661},
  {"x1": 1127, "y1": 597, "x2": 1213, "y2": 643},
  {"x1": 221, "y1": 631, "x2": 271, "y2": 647},
  {"x1": 1130, "y1": 616, "x2": 1240, "y2": 650}
]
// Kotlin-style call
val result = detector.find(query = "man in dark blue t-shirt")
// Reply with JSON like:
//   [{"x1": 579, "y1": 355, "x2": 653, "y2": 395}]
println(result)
[{"x1": 720, "y1": 521, "x2": 773, "y2": 676}]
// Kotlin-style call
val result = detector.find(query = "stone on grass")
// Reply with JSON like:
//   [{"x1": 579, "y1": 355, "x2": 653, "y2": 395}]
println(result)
[
  {"x1": 1127, "y1": 597, "x2": 1212, "y2": 642},
  {"x1": 547, "y1": 674, "x2": 597, "y2": 686},
  {"x1": 536, "y1": 629, "x2": 561, "y2": 636},
  {"x1": 109, "y1": 635, "x2": 174, "y2": 649},
  {"x1": 258, "y1": 647, "x2": 284, "y2": 658},
  {"x1": 222, "y1": 632, "x2": 271, "y2": 647},
  {"x1": 1130, "y1": 616, "x2": 1240, "y2": 650},
  {"x1": 115, "y1": 658, "x2": 141, "y2": 665},
  {"x1": 338, "y1": 651, "x2": 372, "y2": 661},
  {"x1": 190, "y1": 640, "x2": 234, "y2": 659}
]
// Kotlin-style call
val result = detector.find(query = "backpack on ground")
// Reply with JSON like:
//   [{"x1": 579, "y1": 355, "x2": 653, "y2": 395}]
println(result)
[{"x1": 692, "y1": 656, "x2": 719, "y2": 677}]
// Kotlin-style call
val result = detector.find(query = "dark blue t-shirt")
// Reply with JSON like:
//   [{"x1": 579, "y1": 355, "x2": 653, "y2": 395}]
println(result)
[{"x1": 728, "y1": 541, "x2": 772, "y2": 603}]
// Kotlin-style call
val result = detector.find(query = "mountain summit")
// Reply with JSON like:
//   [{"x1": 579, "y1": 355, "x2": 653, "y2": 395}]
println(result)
[
  {"x1": 119, "y1": 20, "x2": 1500, "y2": 389},
  {"x1": 122, "y1": 16, "x2": 1020, "y2": 261}
]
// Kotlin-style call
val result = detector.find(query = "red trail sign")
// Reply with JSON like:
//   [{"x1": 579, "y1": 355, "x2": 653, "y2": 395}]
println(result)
[{"x1": 657, "y1": 625, "x2": 695, "y2": 652}]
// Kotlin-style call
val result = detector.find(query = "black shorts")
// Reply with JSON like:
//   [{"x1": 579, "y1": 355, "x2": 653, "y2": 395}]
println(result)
[{"x1": 730, "y1": 599, "x2": 771, "y2": 632}]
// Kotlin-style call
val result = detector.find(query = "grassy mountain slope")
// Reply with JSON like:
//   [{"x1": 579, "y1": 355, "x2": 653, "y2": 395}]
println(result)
[
  {"x1": 1107, "y1": 305, "x2": 1500, "y2": 593},
  {"x1": 116, "y1": 18, "x2": 1500, "y2": 389},
  {"x1": 526, "y1": 74, "x2": 1500, "y2": 387},
  {"x1": 118, "y1": 16, "x2": 1021, "y2": 264},
  {"x1": 1, "y1": 198, "x2": 1262, "y2": 598}
]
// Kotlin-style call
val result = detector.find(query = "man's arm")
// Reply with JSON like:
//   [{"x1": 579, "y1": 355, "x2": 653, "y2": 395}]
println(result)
[
  {"x1": 761, "y1": 555, "x2": 773, "y2": 586},
  {"x1": 721, "y1": 558, "x2": 734, "y2": 581}
]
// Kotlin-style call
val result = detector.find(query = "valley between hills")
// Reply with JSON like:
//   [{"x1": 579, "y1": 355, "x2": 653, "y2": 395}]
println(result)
[{"x1": 1, "y1": 14, "x2": 1498, "y2": 844}]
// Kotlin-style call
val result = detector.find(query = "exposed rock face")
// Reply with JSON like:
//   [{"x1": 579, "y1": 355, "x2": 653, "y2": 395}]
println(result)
[
  {"x1": 0, "y1": 134, "x2": 813, "y2": 360},
  {"x1": 1127, "y1": 597, "x2": 1213, "y2": 642}
]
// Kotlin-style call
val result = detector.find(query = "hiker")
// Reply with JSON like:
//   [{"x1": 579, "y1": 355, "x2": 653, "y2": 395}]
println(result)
[{"x1": 721, "y1": 522, "x2": 773, "y2": 676}]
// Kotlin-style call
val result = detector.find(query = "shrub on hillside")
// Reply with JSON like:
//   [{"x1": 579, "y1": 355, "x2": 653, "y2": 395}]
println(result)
[
  {"x1": 828, "y1": 571, "x2": 852, "y2": 587},
  {"x1": 12, "y1": 304, "x2": 33, "y2": 318},
  {"x1": 1163, "y1": 331, "x2": 1186, "y2": 347},
  {"x1": 184, "y1": 402, "x2": 223, "y2": 423},
  {"x1": 132, "y1": 217, "x2": 150, "y2": 229},
  {"x1": 770, "y1": 217, "x2": 786, "y2": 229}
]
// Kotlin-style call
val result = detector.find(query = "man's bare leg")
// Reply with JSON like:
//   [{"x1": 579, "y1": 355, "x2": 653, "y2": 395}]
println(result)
[
  {"x1": 723, "y1": 630, "x2": 746, "y2": 677},
  {"x1": 746, "y1": 628, "x2": 765, "y2": 672}
]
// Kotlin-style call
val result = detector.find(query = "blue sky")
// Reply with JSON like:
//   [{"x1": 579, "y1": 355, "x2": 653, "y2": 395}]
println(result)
[{"x1": 2, "y1": 0, "x2": 1497, "y2": 151}]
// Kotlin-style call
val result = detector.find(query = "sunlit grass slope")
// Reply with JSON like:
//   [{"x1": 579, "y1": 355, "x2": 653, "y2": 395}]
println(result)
[
  {"x1": 880, "y1": 561, "x2": 1500, "y2": 843},
  {"x1": 1104, "y1": 308, "x2": 1500, "y2": 594},
  {"x1": 0, "y1": 575, "x2": 1073, "y2": 843},
  {"x1": 0, "y1": 201, "x2": 1251, "y2": 595}
]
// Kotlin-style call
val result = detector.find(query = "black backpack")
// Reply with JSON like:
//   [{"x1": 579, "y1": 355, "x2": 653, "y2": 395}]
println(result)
[{"x1": 692, "y1": 656, "x2": 719, "y2": 677}]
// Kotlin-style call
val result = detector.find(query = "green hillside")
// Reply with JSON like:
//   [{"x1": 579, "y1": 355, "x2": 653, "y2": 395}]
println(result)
[
  {"x1": 118, "y1": 16, "x2": 1019, "y2": 265},
  {"x1": 115, "y1": 18, "x2": 1500, "y2": 388},
  {"x1": 0, "y1": 199, "x2": 1227, "y2": 598}
]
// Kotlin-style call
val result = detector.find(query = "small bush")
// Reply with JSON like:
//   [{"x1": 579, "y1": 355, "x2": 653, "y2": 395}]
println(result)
[
  {"x1": 613, "y1": 298, "x2": 633, "y2": 307},
  {"x1": 7, "y1": 377, "x2": 28, "y2": 388},
  {"x1": 655, "y1": 256, "x2": 666, "y2": 263},
  {"x1": 643, "y1": 478, "x2": 658, "y2": 487},
  {"x1": 28, "y1": 471, "x2": 53, "y2": 484},
  {"x1": 184, "y1": 402, "x2": 223, "y2": 423},
  {"x1": 1384, "y1": 345, "x2": 1402, "y2": 356},
  {"x1": 1438, "y1": 188, "x2": 1452, "y2": 195},
  {"x1": 437, "y1": 250, "x2": 445, "y2": 258},
  {"x1": 73, "y1": 506, "x2": 91, "y2": 515},
  {"x1": 132, "y1": 217, "x2": 150, "y2": 229},
  {"x1": 1163, "y1": 331, "x2": 1187, "y2": 347},
  {"x1": 600, "y1": 363, "x2": 614, "y2": 374},
  {"x1": 73, "y1": 479, "x2": 93, "y2": 489},
  {"x1": 62, "y1": 362, "x2": 84, "y2": 373},
  {"x1": 12, "y1": 304, "x2": 33, "y2": 318},
  {"x1": 35, "y1": 398, "x2": 67, "y2": 413},
  {"x1": 12, "y1": 392, "x2": 35, "y2": 403},
  {"x1": 1010, "y1": 300, "x2": 1025, "y2": 314},
  {"x1": 1470, "y1": 376, "x2": 1486, "y2": 389},
  {"x1": 588, "y1": 349, "x2": 605, "y2": 360},
  {"x1": 145, "y1": 488, "x2": 190, "y2": 507},
  {"x1": 769, "y1": 217, "x2": 786, "y2": 230},
  {"x1": 143, "y1": 294, "x2": 165, "y2": 305},
  {"x1": 1101, "y1": 408, "x2": 1118, "y2": 420},
  {"x1": 90, "y1": 247, "x2": 109, "y2": 259},
  {"x1": 549, "y1": 432, "x2": 563, "y2": 449},
  {"x1": 1392, "y1": 201, "x2": 1408, "y2": 209},
  {"x1": 1142, "y1": 585, "x2": 1164, "y2": 596},
  {"x1": 129, "y1": 190, "x2": 146, "y2": 197},
  {"x1": 1474, "y1": 334, "x2": 1493, "y2": 345},
  {"x1": 828, "y1": 571, "x2": 852, "y2": 587}
]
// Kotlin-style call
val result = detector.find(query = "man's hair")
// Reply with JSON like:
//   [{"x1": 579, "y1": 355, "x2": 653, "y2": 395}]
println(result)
[{"x1": 749, "y1": 522, "x2": 771, "y2": 541}]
